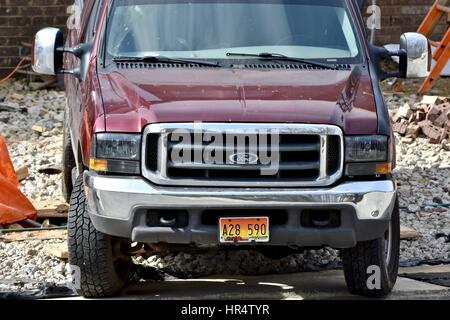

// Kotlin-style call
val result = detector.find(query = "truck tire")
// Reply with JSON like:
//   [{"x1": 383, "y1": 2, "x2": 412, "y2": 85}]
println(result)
[
  {"x1": 62, "y1": 112, "x2": 76, "y2": 203},
  {"x1": 68, "y1": 176, "x2": 131, "y2": 298},
  {"x1": 341, "y1": 197, "x2": 400, "y2": 297}
]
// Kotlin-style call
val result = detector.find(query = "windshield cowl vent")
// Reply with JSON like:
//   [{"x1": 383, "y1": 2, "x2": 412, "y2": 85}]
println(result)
[
  {"x1": 116, "y1": 62, "x2": 210, "y2": 69},
  {"x1": 115, "y1": 62, "x2": 351, "y2": 70},
  {"x1": 241, "y1": 63, "x2": 351, "y2": 70}
]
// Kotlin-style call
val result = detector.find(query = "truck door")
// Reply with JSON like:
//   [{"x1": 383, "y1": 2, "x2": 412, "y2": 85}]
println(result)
[{"x1": 66, "y1": 0, "x2": 103, "y2": 153}]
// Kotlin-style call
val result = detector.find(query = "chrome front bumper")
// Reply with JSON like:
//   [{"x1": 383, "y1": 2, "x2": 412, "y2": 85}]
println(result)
[{"x1": 84, "y1": 171, "x2": 397, "y2": 248}]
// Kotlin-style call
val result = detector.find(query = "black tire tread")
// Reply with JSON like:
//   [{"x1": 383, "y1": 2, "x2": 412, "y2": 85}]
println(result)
[
  {"x1": 68, "y1": 176, "x2": 130, "y2": 298},
  {"x1": 341, "y1": 198, "x2": 400, "y2": 297}
]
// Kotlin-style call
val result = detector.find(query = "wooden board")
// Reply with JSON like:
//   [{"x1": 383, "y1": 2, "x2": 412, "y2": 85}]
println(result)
[
  {"x1": 37, "y1": 209, "x2": 68, "y2": 219},
  {"x1": 0, "y1": 229, "x2": 67, "y2": 242}
]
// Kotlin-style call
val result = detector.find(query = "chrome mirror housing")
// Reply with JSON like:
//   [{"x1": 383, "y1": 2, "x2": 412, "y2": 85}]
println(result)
[
  {"x1": 32, "y1": 27, "x2": 64, "y2": 75},
  {"x1": 399, "y1": 32, "x2": 430, "y2": 78}
]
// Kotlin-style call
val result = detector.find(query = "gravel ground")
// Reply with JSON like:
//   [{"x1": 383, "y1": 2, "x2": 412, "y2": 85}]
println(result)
[
  {"x1": 0, "y1": 240, "x2": 69, "y2": 293},
  {"x1": 0, "y1": 79, "x2": 449, "y2": 293},
  {"x1": 0, "y1": 81, "x2": 65, "y2": 206}
]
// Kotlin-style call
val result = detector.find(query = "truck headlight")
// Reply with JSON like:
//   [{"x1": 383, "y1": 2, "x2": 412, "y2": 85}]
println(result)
[
  {"x1": 345, "y1": 136, "x2": 391, "y2": 176},
  {"x1": 345, "y1": 136, "x2": 388, "y2": 162},
  {"x1": 90, "y1": 133, "x2": 141, "y2": 174}
]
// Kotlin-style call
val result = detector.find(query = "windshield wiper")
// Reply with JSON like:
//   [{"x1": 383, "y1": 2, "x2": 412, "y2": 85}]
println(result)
[
  {"x1": 113, "y1": 55, "x2": 221, "y2": 67},
  {"x1": 226, "y1": 52, "x2": 338, "y2": 70}
]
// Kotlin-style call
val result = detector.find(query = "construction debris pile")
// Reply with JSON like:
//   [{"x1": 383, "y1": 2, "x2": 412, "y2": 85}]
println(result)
[{"x1": 390, "y1": 96, "x2": 450, "y2": 147}]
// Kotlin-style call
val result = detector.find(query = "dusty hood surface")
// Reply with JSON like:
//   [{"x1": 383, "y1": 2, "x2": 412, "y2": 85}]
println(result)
[{"x1": 98, "y1": 66, "x2": 377, "y2": 134}]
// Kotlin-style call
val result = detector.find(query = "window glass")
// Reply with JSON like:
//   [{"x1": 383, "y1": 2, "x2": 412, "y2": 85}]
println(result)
[
  {"x1": 107, "y1": 0, "x2": 361, "y2": 62},
  {"x1": 83, "y1": 0, "x2": 103, "y2": 42}
]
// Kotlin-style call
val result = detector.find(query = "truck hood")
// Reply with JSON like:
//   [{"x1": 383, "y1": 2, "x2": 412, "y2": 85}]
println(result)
[{"x1": 98, "y1": 65, "x2": 378, "y2": 134}]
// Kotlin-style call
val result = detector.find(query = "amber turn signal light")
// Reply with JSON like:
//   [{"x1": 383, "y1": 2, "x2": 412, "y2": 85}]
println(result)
[
  {"x1": 89, "y1": 158, "x2": 108, "y2": 172},
  {"x1": 375, "y1": 163, "x2": 392, "y2": 175}
]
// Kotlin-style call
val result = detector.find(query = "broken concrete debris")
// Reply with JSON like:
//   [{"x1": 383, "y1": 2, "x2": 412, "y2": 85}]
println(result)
[
  {"x1": 43, "y1": 243, "x2": 69, "y2": 260},
  {"x1": 14, "y1": 166, "x2": 29, "y2": 182},
  {"x1": 31, "y1": 125, "x2": 48, "y2": 134},
  {"x1": 391, "y1": 96, "x2": 450, "y2": 145},
  {"x1": 400, "y1": 226, "x2": 420, "y2": 241}
]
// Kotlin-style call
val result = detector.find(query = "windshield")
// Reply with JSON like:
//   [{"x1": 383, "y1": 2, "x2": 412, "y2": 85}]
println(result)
[{"x1": 107, "y1": 0, "x2": 361, "y2": 63}]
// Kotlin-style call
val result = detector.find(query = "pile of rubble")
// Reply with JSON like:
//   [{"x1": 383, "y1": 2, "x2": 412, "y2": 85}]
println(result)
[{"x1": 390, "y1": 96, "x2": 450, "y2": 147}]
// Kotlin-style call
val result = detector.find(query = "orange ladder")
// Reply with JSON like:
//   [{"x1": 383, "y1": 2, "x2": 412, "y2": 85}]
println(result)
[{"x1": 417, "y1": 0, "x2": 450, "y2": 95}]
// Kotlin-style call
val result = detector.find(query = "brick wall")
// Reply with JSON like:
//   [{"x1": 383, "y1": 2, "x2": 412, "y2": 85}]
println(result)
[
  {"x1": 363, "y1": 0, "x2": 448, "y2": 44},
  {"x1": 0, "y1": 1, "x2": 449, "y2": 77},
  {"x1": 0, "y1": 0, "x2": 73, "y2": 76}
]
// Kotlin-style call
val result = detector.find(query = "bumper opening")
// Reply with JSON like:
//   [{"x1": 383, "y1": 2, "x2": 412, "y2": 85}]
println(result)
[
  {"x1": 301, "y1": 210, "x2": 341, "y2": 229},
  {"x1": 147, "y1": 210, "x2": 189, "y2": 228}
]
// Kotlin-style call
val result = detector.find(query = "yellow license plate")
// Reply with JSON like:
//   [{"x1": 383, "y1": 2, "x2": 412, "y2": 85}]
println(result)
[{"x1": 219, "y1": 217, "x2": 270, "y2": 243}]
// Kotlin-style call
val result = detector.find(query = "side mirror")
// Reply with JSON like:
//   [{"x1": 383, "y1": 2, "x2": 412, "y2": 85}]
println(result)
[
  {"x1": 370, "y1": 32, "x2": 430, "y2": 81},
  {"x1": 399, "y1": 32, "x2": 430, "y2": 78},
  {"x1": 32, "y1": 27, "x2": 64, "y2": 75},
  {"x1": 32, "y1": 27, "x2": 92, "y2": 80}
]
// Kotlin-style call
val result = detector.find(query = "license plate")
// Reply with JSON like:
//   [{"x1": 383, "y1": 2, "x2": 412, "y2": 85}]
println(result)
[{"x1": 219, "y1": 217, "x2": 269, "y2": 243}]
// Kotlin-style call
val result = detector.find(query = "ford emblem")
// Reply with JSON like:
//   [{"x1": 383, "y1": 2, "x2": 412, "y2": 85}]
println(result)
[{"x1": 229, "y1": 153, "x2": 259, "y2": 165}]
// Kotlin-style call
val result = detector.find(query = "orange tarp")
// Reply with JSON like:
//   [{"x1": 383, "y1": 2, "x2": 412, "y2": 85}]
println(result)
[{"x1": 0, "y1": 135, "x2": 37, "y2": 225}]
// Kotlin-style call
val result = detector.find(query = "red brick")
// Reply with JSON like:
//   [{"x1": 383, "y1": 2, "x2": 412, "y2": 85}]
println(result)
[{"x1": 0, "y1": 0, "x2": 73, "y2": 77}]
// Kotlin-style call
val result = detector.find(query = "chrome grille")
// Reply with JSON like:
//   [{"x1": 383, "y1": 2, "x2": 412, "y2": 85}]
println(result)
[{"x1": 142, "y1": 124, "x2": 343, "y2": 187}]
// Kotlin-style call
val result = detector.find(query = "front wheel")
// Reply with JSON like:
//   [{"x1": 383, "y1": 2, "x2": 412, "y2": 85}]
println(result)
[
  {"x1": 68, "y1": 176, "x2": 132, "y2": 298},
  {"x1": 341, "y1": 197, "x2": 400, "y2": 297}
]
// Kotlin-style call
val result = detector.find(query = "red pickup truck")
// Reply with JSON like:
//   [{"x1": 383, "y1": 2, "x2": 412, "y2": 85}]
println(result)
[{"x1": 32, "y1": 0, "x2": 429, "y2": 298}]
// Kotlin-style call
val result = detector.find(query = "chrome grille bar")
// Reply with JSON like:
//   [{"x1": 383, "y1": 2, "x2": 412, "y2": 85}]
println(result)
[
  {"x1": 168, "y1": 142, "x2": 320, "y2": 153},
  {"x1": 167, "y1": 161, "x2": 320, "y2": 171},
  {"x1": 319, "y1": 134, "x2": 328, "y2": 181}
]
